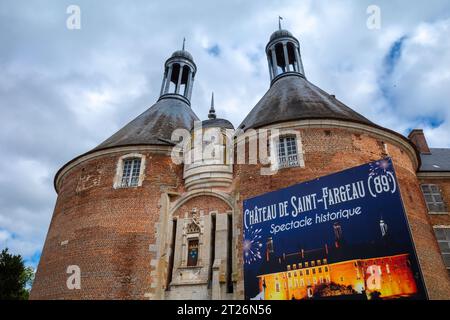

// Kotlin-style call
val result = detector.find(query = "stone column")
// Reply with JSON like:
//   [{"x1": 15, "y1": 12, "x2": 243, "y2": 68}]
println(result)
[
  {"x1": 160, "y1": 67, "x2": 167, "y2": 96},
  {"x1": 164, "y1": 65, "x2": 173, "y2": 94},
  {"x1": 214, "y1": 213, "x2": 229, "y2": 299},
  {"x1": 266, "y1": 54, "x2": 274, "y2": 80},
  {"x1": 270, "y1": 48, "x2": 278, "y2": 77},
  {"x1": 188, "y1": 75, "x2": 195, "y2": 101},
  {"x1": 295, "y1": 46, "x2": 304, "y2": 75},
  {"x1": 175, "y1": 64, "x2": 184, "y2": 94},
  {"x1": 185, "y1": 69, "x2": 193, "y2": 98},
  {"x1": 283, "y1": 42, "x2": 290, "y2": 72},
  {"x1": 174, "y1": 217, "x2": 185, "y2": 268}
]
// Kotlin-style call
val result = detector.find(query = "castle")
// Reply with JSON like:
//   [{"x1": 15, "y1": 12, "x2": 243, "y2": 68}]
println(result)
[
  {"x1": 30, "y1": 26, "x2": 450, "y2": 300},
  {"x1": 254, "y1": 221, "x2": 419, "y2": 300}
]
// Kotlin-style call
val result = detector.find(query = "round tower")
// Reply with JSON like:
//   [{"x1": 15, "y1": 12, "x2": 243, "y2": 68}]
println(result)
[
  {"x1": 184, "y1": 93, "x2": 234, "y2": 191},
  {"x1": 234, "y1": 24, "x2": 444, "y2": 299},
  {"x1": 30, "y1": 47, "x2": 199, "y2": 300}
]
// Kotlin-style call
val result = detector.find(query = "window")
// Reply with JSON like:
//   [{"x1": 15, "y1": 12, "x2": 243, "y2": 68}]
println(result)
[
  {"x1": 187, "y1": 239, "x2": 199, "y2": 267},
  {"x1": 121, "y1": 158, "x2": 142, "y2": 187},
  {"x1": 433, "y1": 227, "x2": 450, "y2": 269},
  {"x1": 278, "y1": 136, "x2": 299, "y2": 168},
  {"x1": 421, "y1": 184, "x2": 447, "y2": 213},
  {"x1": 113, "y1": 154, "x2": 145, "y2": 189}
]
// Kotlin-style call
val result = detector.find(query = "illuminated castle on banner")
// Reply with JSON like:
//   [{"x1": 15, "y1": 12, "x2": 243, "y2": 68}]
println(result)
[{"x1": 255, "y1": 220, "x2": 418, "y2": 300}]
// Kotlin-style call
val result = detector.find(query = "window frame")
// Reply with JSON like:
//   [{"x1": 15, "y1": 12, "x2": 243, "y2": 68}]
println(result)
[
  {"x1": 187, "y1": 238, "x2": 199, "y2": 267},
  {"x1": 121, "y1": 158, "x2": 142, "y2": 187},
  {"x1": 421, "y1": 184, "x2": 447, "y2": 214},
  {"x1": 113, "y1": 153, "x2": 146, "y2": 189},
  {"x1": 433, "y1": 226, "x2": 450, "y2": 270},
  {"x1": 277, "y1": 135, "x2": 300, "y2": 169}
]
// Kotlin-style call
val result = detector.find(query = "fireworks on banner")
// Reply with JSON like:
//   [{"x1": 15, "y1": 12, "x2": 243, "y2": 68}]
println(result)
[
  {"x1": 369, "y1": 158, "x2": 391, "y2": 176},
  {"x1": 243, "y1": 226, "x2": 263, "y2": 264}
]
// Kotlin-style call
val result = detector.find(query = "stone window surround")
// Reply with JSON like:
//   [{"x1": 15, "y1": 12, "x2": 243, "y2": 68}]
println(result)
[
  {"x1": 277, "y1": 134, "x2": 301, "y2": 169},
  {"x1": 271, "y1": 130, "x2": 305, "y2": 171},
  {"x1": 113, "y1": 153, "x2": 146, "y2": 189},
  {"x1": 181, "y1": 215, "x2": 204, "y2": 268}
]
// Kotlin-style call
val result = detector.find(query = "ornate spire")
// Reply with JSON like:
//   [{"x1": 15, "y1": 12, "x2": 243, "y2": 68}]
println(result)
[{"x1": 208, "y1": 92, "x2": 216, "y2": 119}]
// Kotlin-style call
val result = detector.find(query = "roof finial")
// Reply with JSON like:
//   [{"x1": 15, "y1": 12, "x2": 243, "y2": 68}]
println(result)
[
  {"x1": 208, "y1": 92, "x2": 216, "y2": 119},
  {"x1": 182, "y1": 37, "x2": 186, "y2": 51},
  {"x1": 278, "y1": 16, "x2": 283, "y2": 30}
]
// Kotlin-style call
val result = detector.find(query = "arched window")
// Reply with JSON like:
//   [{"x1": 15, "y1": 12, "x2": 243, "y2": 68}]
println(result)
[
  {"x1": 180, "y1": 65, "x2": 190, "y2": 96},
  {"x1": 168, "y1": 63, "x2": 180, "y2": 93},
  {"x1": 286, "y1": 42, "x2": 297, "y2": 72},
  {"x1": 274, "y1": 43, "x2": 286, "y2": 74},
  {"x1": 113, "y1": 153, "x2": 146, "y2": 188}
]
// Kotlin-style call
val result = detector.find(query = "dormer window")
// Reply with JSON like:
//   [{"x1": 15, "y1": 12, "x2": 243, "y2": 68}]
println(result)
[
  {"x1": 278, "y1": 136, "x2": 299, "y2": 169},
  {"x1": 113, "y1": 153, "x2": 146, "y2": 189}
]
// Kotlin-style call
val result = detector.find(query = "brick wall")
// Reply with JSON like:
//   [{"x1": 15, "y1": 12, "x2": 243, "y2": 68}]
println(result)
[
  {"x1": 30, "y1": 150, "x2": 184, "y2": 299},
  {"x1": 233, "y1": 127, "x2": 450, "y2": 299},
  {"x1": 417, "y1": 177, "x2": 450, "y2": 278},
  {"x1": 30, "y1": 127, "x2": 450, "y2": 300}
]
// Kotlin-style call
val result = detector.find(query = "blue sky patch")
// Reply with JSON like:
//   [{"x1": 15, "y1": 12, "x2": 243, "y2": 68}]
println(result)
[{"x1": 207, "y1": 44, "x2": 221, "y2": 57}]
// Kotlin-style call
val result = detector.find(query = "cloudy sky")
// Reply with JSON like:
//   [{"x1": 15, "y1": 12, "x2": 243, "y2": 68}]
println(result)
[{"x1": 1, "y1": 0, "x2": 450, "y2": 269}]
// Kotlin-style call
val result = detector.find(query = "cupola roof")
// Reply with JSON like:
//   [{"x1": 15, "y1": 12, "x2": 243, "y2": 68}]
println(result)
[
  {"x1": 170, "y1": 49, "x2": 194, "y2": 62},
  {"x1": 269, "y1": 29, "x2": 294, "y2": 42},
  {"x1": 238, "y1": 75, "x2": 373, "y2": 131}
]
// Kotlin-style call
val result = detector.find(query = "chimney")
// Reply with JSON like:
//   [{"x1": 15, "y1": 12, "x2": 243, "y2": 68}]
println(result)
[{"x1": 408, "y1": 129, "x2": 431, "y2": 154}]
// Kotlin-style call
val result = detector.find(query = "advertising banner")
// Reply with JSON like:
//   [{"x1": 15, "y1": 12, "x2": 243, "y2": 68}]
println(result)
[{"x1": 243, "y1": 158, "x2": 427, "y2": 300}]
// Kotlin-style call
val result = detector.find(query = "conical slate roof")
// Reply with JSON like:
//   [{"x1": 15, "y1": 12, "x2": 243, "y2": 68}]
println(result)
[
  {"x1": 239, "y1": 75, "x2": 374, "y2": 130},
  {"x1": 93, "y1": 97, "x2": 199, "y2": 150}
]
